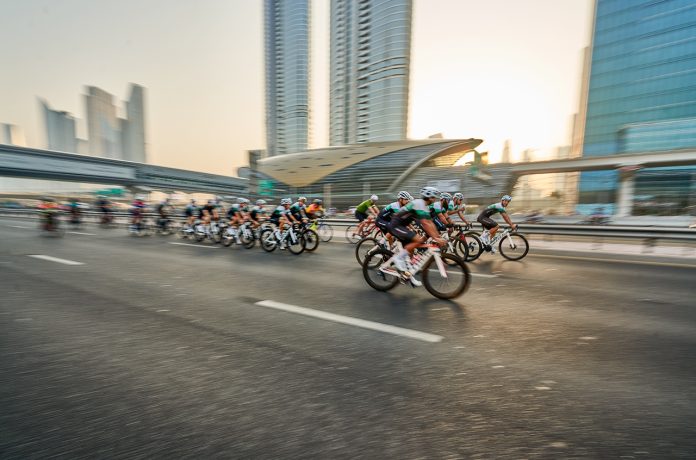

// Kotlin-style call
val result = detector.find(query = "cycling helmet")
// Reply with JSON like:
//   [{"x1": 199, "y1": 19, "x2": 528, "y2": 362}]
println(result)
[
  {"x1": 256, "y1": 199, "x2": 267, "y2": 205},
  {"x1": 502, "y1": 195, "x2": 512, "y2": 202},
  {"x1": 298, "y1": 196, "x2": 307, "y2": 202},
  {"x1": 440, "y1": 192, "x2": 452, "y2": 201},
  {"x1": 207, "y1": 199, "x2": 214, "y2": 205},
  {"x1": 397, "y1": 191, "x2": 411, "y2": 201},
  {"x1": 239, "y1": 198, "x2": 250, "y2": 204},
  {"x1": 313, "y1": 199, "x2": 322, "y2": 204},
  {"x1": 420, "y1": 186, "x2": 441, "y2": 199},
  {"x1": 453, "y1": 192, "x2": 464, "y2": 200},
  {"x1": 281, "y1": 198, "x2": 292, "y2": 205},
  {"x1": 370, "y1": 194, "x2": 379, "y2": 201}
]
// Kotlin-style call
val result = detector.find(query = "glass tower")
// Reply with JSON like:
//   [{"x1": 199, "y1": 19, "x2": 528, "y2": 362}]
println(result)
[
  {"x1": 330, "y1": 0, "x2": 412, "y2": 146},
  {"x1": 579, "y1": 0, "x2": 696, "y2": 215},
  {"x1": 264, "y1": 0, "x2": 310, "y2": 157}
]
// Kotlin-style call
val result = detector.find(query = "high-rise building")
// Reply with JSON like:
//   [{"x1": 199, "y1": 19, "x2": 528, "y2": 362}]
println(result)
[
  {"x1": 264, "y1": 0, "x2": 311, "y2": 157},
  {"x1": 0, "y1": 123, "x2": 26, "y2": 146},
  {"x1": 578, "y1": 0, "x2": 696, "y2": 215},
  {"x1": 330, "y1": 0, "x2": 412, "y2": 146},
  {"x1": 85, "y1": 86, "x2": 122, "y2": 159},
  {"x1": 39, "y1": 99, "x2": 78, "y2": 153},
  {"x1": 121, "y1": 84, "x2": 147, "y2": 163}
]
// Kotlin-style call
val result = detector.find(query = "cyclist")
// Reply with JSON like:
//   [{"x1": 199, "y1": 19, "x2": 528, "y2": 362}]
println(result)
[
  {"x1": 130, "y1": 196, "x2": 146, "y2": 231},
  {"x1": 387, "y1": 187, "x2": 446, "y2": 285},
  {"x1": 38, "y1": 197, "x2": 60, "y2": 230},
  {"x1": 184, "y1": 199, "x2": 198, "y2": 229},
  {"x1": 376, "y1": 191, "x2": 412, "y2": 246},
  {"x1": 226, "y1": 199, "x2": 244, "y2": 226},
  {"x1": 354, "y1": 194, "x2": 379, "y2": 237},
  {"x1": 96, "y1": 195, "x2": 113, "y2": 224},
  {"x1": 305, "y1": 199, "x2": 324, "y2": 219},
  {"x1": 269, "y1": 198, "x2": 298, "y2": 243},
  {"x1": 68, "y1": 198, "x2": 81, "y2": 226},
  {"x1": 249, "y1": 199, "x2": 267, "y2": 227},
  {"x1": 430, "y1": 192, "x2": 454, "y2": 234},
  {"x1": 477, "y1": 194, "x2": 517, "y2": 254},
  {"x1": 290, "y1": 197, "x2": 308, "y2": 222},
  {"x1": 155, "y1": 198, "x2": 172, "y2": 231},
  {"x1": 447, "y1": 192, "x2": 472, "y2": 227}
]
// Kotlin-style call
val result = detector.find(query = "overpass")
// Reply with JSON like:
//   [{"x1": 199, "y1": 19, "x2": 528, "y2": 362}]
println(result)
[
  {"x1": 0, "y1": 145, "x2": 247, "y2": 195},
  {"x1": 506, "y1": 149, "x2": 696, "y2": 216}
]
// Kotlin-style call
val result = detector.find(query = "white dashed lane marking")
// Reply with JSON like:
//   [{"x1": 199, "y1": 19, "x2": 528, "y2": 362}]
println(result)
[
  {"x1": 27, "y1": 255, "x2": 84, "y2": 265},
  {"x1": 255, "y1": 300, "x2": 444, "y2": 343}
]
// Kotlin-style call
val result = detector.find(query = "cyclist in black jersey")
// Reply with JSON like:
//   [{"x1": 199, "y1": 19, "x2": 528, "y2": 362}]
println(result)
[{"x1": 376, "y1": 191, "x2": 412, "y2": 245}]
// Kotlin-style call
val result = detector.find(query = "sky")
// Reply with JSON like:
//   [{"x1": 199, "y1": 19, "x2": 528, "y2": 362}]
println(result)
[{"x1": 0, "y1": 0, "x2": 594, "y2": 176}]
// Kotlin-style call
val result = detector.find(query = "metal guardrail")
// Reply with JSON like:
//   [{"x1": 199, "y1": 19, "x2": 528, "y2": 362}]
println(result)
[{"x1": 2, "y1": 209, "x2": 695, "y2": 245}]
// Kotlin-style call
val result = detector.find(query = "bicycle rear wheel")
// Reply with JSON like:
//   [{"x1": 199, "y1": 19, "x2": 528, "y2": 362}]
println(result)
[
  {"x1": 499, "y1": 233, "x2": 529, "y2": 261},
  {"x1": 459, "y1": 232, "x2": 483, "y2": 262},
  {"x1": 287, "y1": 233, "x2": 305, "y2": 254},
  {"x1": 345, "y1": 224, "x2": 361, "y2": 244},
  {"x1": 422, "y1": 253, "x2": 471, "y2": 299},
  {"x1": 317, "y1": 223, "x2": 333, "y2": 242},
  {"x1": 260, "y1": 229, "x2": 277, "y2": 252},
  {"x1": 241, "y1": 229, "x2": 256, "y2": 249},
  {"x1": 362, "y1": 249, "x2": 399, "y2": 291}
]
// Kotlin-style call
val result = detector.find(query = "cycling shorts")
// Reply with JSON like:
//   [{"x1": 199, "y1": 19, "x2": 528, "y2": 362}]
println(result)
[
  {"x1": 477, "y1": 215, "x2": 498, "y2": 230},
  {"x1": 355, "y1": 210, "x2": 368, "y2": 222},
  {"x1": 433, "y1": 218, "x2": 446, "y2": 232},
  {"x1": 375, "y1": 217, "x2": 390, "y2": 233},
  {"x1": 388, "y1": 222, "x2": 416, "y2": 244}
]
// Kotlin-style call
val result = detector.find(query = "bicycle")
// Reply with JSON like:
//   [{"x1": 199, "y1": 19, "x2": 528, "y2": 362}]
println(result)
[
  {"x1": 452, "y1": 224, "x2": 484, "y2": 262},
  {"x1": 309, "y1": 218, "x2": 333, "y2": 243},
  {"x1": 39, "y1": 210, "x2": 65, "y2": 237},
  {"x1": 482, "y1": 226, "x2": 529, "y2": 261},
  {"x1": 298, "y1": 221, "x2": 320, "y2": 252},
  {"x1": 259, "y1": 223, "x2": 305, "y2": 254},
  {"x1": 346, "y1": 218, "x2": 381, "y2": 244},
  {"x1": 362, "y1": 241, "x2": 471, "y2": 300}
]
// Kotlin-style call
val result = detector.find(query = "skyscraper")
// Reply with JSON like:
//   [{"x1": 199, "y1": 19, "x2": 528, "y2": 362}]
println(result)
[
  {"x1": 330, "y1": 0, "x2": 412, "y2": 146},
  {"x1": 121, "y1": 84, "x2": 147, "y2": 163},
  {"x1": 85, "y1": 86, "x2": 122, "y2": 159},
  {"x1": 0, "y1": 123, "x2": 26, "y2": 147},
  {"x1": 39, "y1": 99, "x2": 78, "y2": 153},
  {"x1": 264, "y1": 0, "x2": 311, "y2": 157},
  {"x1": 578, "y1": 0, "x2": 696, "y2": 215}
]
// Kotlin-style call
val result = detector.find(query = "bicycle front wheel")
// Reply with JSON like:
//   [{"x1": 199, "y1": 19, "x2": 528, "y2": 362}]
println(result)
[
  {"x1": 460, "y1": 232, "x2": 483, "y2": 262},
  {"x1": 260, "y1": 229, "x2": 277, "y2": 252},
  {"x1": 362, "y1": 249, "x2": 399, "y2": 291},
  {"x1": 288, "y1": 234, "x2": 305, "y2": 254},
  {"x1": 499, "y1": 233, "x2": 529, "y2": 261},
  {"x1": 303, "y1": 229, "x2": 319, "y2": 252},
  {"x1": 422, "y1": 253, "x2": 471, "y2": 300},
  {"x1": 355, "y1": 237, "x2": 378, "y2": 265},
  {"x1": 317, "y1": 223, "x2": 333, "y2": 242}
]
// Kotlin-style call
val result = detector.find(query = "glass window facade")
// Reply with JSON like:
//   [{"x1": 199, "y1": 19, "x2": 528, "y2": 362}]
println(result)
[
  {"x1": 580, "y1": 0, "x2": 696, "y2": 215},
  {"x1": 330, "y1": 0, "x2": 412, "y2": 146},
  {"x1": 264, "y1": 0, "x2": 310, "y2": 156}
]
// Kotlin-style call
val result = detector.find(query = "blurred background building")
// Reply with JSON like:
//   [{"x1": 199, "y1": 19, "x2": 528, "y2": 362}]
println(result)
[
  {"x1": 329, "y1": 0, "x2": 412, "y2": 145},
  {"x1": 0, "y1": 123, "x2": 27, "y2": 147},
  {"x1": 40, "y1": 99, "x2": 80, "y2": 154},
  {"x1": 264, "y1": 0, "x2": 311, "y2": 157},
  {"x1": 577, "y1": 0, "x2": 696, "y2": 216}
]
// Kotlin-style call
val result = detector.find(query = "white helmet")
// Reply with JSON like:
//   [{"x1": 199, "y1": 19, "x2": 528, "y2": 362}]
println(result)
[
  {"x1": 370, "y1": 194, "x2": 379, "y2": 201},
  {"x1": 453, "y1": 192, "x2": 464, "y2": 200},
  {"x1": 256, "y1": 199, "x2": 266, "y2": 205},
  {"x1": 281, "y1": 198, "x2": 292, "y2": 205},
  {"x1": 239, "y1": 198, "x2": 250, "y2": 204},
  {"x1": 298, "y1": 196, "x2": 307, "y2": 202},
  {"x1": 397, "y1": 191, "x2": 412, "y2": 201},
  {"x1": 420, "y1": 186, "x2": 441, "y2": 199},
  {"x1": 440, "y1": 192, "x2": 452, "y2": 201}
]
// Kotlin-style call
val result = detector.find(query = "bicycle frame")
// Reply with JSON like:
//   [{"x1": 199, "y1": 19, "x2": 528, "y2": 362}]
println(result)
[{"x1": 379, "y1": 244, "x2": 448, "y2": 279}]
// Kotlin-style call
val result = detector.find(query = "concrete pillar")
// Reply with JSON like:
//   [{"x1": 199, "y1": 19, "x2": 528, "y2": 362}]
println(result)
[
  {"x1": 616, "y1": 166, "x2": 640, "y2": 217},
  {"x1": 324, "y1": 183, "x2": 332, "y2": 210}
]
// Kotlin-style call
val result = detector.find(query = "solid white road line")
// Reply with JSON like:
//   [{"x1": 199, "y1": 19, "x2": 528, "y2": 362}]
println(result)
[
  {"x1": 9, "y1": 225, "x2": 31, "y2": 229},
  {"x1": 255, "y1": 300, "x2": 443, "y2": 343},
  {"x1": 27, "y1": 255, "x2": 84, "y2": 265},
  {"x1": 67, "y1": 231, "x2": 96, "y2": 236},
  {"x1": 169, "y1": 242, "x2": 219, "y2": 249},
  {"x1": 470, "y1": 273, "x2": 498, "y2": 278}
]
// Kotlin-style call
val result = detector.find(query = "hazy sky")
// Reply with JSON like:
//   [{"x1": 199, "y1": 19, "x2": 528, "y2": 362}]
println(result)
[{"x1": 0, "y1": 0, "x2": 593, "y2": 176}]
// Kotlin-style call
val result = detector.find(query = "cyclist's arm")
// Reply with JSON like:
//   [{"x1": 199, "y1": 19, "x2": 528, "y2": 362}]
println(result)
[
  {"x1": 501, "y1": 212, "x2": 516, "y2": 229},
  {"x1": 368, "y1": 205, "x2": 380, "y2": 216},
  {"x1": 418, "y1": 218, "x2": 445, "y2": 244}
]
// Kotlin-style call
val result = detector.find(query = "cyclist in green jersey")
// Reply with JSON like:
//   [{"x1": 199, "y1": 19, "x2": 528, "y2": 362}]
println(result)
[
  {"x1": 476, "y1": 195, "x2": 517, "y2": 253},
  {"x1": 354, "y1": 194, "x2": 379, "y2": 237},
  {"x1": 448, "y1": 193, "x2": 472, "y2": 227}
]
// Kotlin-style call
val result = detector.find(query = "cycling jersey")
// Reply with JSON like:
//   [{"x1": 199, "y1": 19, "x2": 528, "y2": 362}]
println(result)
[
  {"x1": 250, "y1": 206, "x2": 265, "y2": 220},
  {"x1": 448, "y1": 201, "x2": 465, "y2": 213},
  {"x1": 355, "y1": 199, "x2": 374, "y2": 214},
  {"x1": 305, "y1": 204, "x2": 323, "y2": 217},
  {"x1": 391, "y1": 199, "x2": 432, "y2": 226},
  {"x1": 377, "y1": 201, "x2": 401, "y2": 222},
  {"x1": 479, "y1": 202, "x2": 507, "y2": 218},
  {"x1": 227, "y1": 204, "x2": 241, "y2": 218},
  {"x1": 270, "y1": 205, "x2": 290, "y2": 221},
  {"x1": 290, "y1": 202, "x2": 305, "y2": 218},
  {"x1": 201, "y1": 205, "x2": 215, "y2": 216},
  {"x1": 185, "y1": 204, "x2": 197, "y2": 217}
]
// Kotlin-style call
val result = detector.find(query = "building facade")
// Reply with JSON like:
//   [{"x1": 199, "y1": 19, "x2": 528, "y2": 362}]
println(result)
[
  {"x1": 579, "y1": 0, "x2": 696, "y2": 215},
  {"x1": 329, "y1": 0, "x2": 412, "y2": 146},
  {"x1": 40, "y1": 99, "x2": 78, "y2": 153},
  {"x1": 85, "y1": 86, "x2": 122, "y2": 159},
  {"x1": 0, "y1": 123, "x2": 26, "y2": 147},
  {"x1": 264, "y1": 0, "x2": 311, "y2": 157},
  {"x1": 121, "y1": 84, "x2": 147, "y2": 163}
]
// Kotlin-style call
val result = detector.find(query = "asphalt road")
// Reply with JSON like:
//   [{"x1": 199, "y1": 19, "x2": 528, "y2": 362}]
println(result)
[{"x1": 1, "y1": 218, "x2": 695, "y2": 459}]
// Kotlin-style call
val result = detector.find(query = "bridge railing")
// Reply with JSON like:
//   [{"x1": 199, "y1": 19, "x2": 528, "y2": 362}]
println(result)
[{"x1": 2, "y1": 209, "x2": 695, "y2": 247}]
